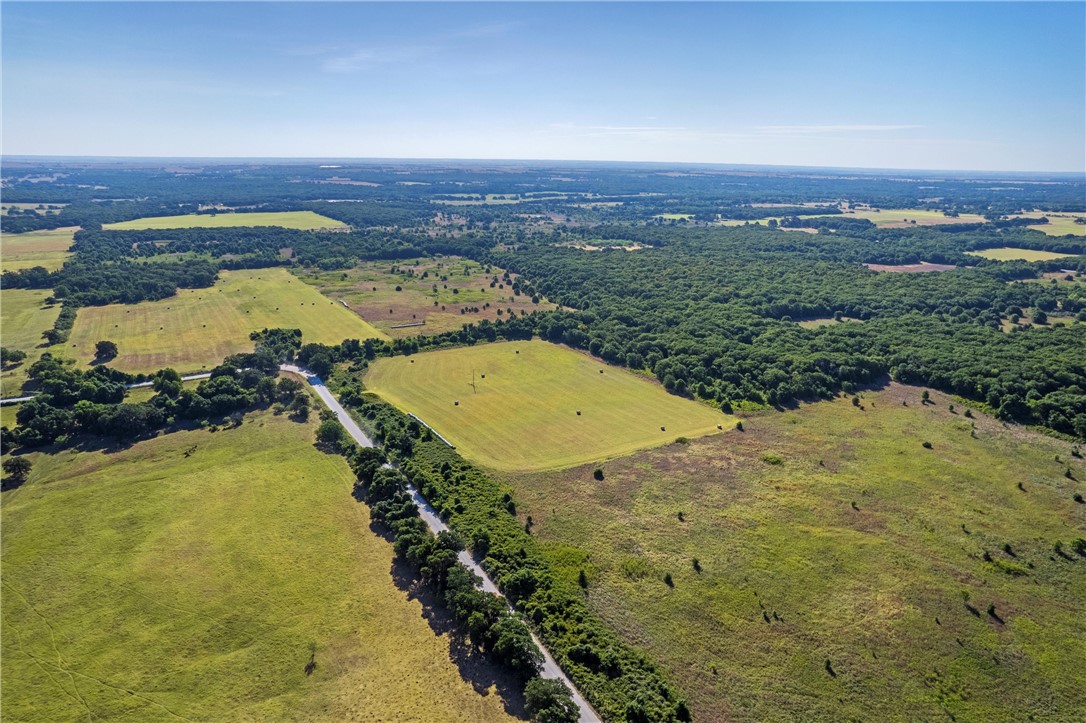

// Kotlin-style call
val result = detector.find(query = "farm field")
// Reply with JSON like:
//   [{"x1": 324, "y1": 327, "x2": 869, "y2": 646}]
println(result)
[
  {"x1": 0, "y1": 227, "x2": 76, "y2": 272},
  {"x1": 965, "y1": 247, "x2": 1079, "y2": 262},
  {"x1": 1009, "y1": 212, "x2": 1086, "y2": 236},
  {"x1": 502, "y1": 384, "x2": 1086, "y2": 722},
  {"x1": 364, "y1": 339, "x2": 729, "y2": 471},
  {"x1": 103, "y1": 210, "x2": 346, "y2": 230},
  {"x1": 64, "y1": 268, "x2": 386, "y2": 374},
  {"x1": 832, "y1": 208, "x2": 987, "y2": 227},
  {"x1": 1, "y1": 202, "x2": 65, "y2": 216},
  {"x1": 0, "y1": 289, "x2": 62, "y2": 398},
  {"x1": 297, "y1": 257, "x2": 555, "y2": 338},
  {"x1": 0, "y1": 409, "x2": 519, "y2": 722}
]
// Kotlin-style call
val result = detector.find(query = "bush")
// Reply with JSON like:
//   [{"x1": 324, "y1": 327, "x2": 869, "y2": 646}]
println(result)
[
  {"x1": 922, "y1": 441, "x2": 933, "y2": 449},
  {"x1": 592, "y1": 467, "x2": 604, "y2": 481},
  {"x1": 524, "y1": 677, "x2": 579, "y2": 723},
  {"x1": 316, "y1": 419, "x2": 346, "y2": 448}
]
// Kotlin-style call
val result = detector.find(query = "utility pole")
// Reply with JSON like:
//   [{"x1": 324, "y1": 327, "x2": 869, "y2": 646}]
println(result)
[{"x1": 472, "y1": 367, "x2": 477, "y2": 393}]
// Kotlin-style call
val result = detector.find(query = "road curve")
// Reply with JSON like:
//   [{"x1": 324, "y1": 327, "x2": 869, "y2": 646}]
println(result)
[{"x1": 279, "y1": 364, "x2": 601, "y2": 723}]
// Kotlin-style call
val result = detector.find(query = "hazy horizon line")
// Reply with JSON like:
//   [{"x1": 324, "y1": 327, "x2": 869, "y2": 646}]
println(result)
[{"x1": 3, "y1": 154, "x2": 1083, "y2": 179}]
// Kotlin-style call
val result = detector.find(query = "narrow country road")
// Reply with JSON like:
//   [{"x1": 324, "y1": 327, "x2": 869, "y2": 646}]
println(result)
[
  {"x1": 279, "y1": 364, "x2": 601, "y2": 723},
  {"x1": 0, "y1": 372, "x2": 213, "y2": 406}
]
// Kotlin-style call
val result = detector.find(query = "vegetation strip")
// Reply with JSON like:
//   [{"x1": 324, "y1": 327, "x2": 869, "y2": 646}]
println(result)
[{"x1": 285, "y1": 363, "x2": 600, "y2": 722}]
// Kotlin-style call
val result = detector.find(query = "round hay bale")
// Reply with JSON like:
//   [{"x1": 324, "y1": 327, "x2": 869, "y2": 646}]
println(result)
[
  {"x1": 454, "y1": 400, "x2": 459, "y2": 406},
  {"x1": 660, "y1": 426, "x2": 666, "y2": 432}
]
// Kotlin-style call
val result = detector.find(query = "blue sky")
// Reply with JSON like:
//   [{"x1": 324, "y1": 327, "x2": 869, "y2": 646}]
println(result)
[{"x1": 3, "y1": 2, "x2": 1084, "y2": 171}]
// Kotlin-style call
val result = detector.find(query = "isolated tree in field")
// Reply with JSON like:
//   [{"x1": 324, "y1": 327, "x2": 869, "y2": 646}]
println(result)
[
  {"x1": 3, "y1": 457, "x2": 32, "y2": 485},
  {"x1": 0, "y1": 347, "x2": 27, "y2": 367},
  {"x1": 95, "y1": 340, "x2": 119, "y2": 360},
  {"x1": 523, "y1": 677, "x2": 579, "y2": 723},
  {"x1": 316, "y1": 419, "x2": 345, "y2": 448}
]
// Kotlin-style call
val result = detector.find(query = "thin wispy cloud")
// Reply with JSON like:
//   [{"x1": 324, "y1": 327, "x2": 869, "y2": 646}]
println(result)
[
  {"x1": 323, "y1": 45, "x2": 438, "y2": 73},
  {"x1": 757, "y1": 124, "x2": 924, "y2": 134}
]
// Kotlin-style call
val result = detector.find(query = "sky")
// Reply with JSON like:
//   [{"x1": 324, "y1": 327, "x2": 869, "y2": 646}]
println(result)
[{"x1": 2, "y1": 2, "x2": 1084, "y2": 172}]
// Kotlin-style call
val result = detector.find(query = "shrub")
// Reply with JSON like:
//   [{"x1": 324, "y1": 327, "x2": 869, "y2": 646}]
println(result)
[
  {"x1": 592, "y1": 467, "x2": 604, "y2": 481},
  {"x1": 922, "y1": 441, "x2": 933, "y2": 449},
  {"x1": 663, "y1": 572, "x2": 674, "y2": 588},
  {"x1": 524, "y1": 677, "x2": 579, "y2": 723}
]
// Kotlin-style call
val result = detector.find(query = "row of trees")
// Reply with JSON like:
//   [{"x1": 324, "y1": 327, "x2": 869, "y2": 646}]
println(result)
[
  {"x1": 339, "y1": 391, "x2": 692, "y2": 721},
  {"x1": 347, "y1": 434, "x2": 581, "y2": 722}
]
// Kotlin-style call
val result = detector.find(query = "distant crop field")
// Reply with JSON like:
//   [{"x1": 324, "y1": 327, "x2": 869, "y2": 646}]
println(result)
[
  {"x1": 504, "y1": 383, "x2": 1086, "y2": 721},
  {"x1": 0, "y1": 227, "x2": 76, "y2": 272},
  {"x1": 297, "y1": 257, "x2": 555, "y2": 338},
  {"x1": 0, "y1": 410, "x2": 519, "y2": 722},
  {"x1": 965, "y1": 247, "x2": 1078, "y2": 262},
  {"x1": 834, "y1": 208, "x2": 987, "y2": 227},
  {"x1": 0, "y1": 289, "x2": 62, "y2": 397},
  {"x1": 1009, "y1": 212, "x2": 1086, "y2": 237},
  {"x1": 103, "y1": 210, "x2": 346, "y2": 230},
  {"x1": 65, "y1": 268, "x2": 387, "y2": 373},
  {"x1": 365, "y1": 339, "x2": 729, "y2": 471},
  {"x1": 1, "y1": 202, "x2": 66, "y2": 216}
]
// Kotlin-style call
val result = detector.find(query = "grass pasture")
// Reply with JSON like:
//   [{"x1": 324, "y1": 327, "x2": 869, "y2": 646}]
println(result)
[
  {"x1": 1010, "y1": 212, "x2": 1086, "y2": 237},
  {"x1": 966, "y1": 247, "x2": 1079, "y2": 262},
  {"x1": 65, "y1": 268, "x2": 386, "y2": 373},
  {"x1": 1, "y1": 227, "x2": 77, "y2": 272},
  {"x1": 1, "y1": 289, "x2": 63, "y2": 397},
  {"x1": 504, "y1": 384, "x2": 1086, "y2": 721},
  {"x1": 1, "y1": 410, "x2": 519, "y2": 722},
  {"x1": 364, "y1": 340, "x2": 729, "y2": 471},
  {"x1": 835, "y1": 208, "x2": 987, "y2": 227},
  {"x1": 298, "y1": 257, "x2": 555, "y2": 338},
  {"x1": 104, "y1": 211, "x2": 346, "y2": 231}
]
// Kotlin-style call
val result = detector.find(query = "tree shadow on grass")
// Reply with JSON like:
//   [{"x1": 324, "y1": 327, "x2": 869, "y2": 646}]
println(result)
[{"x1": 385, "y1": 551, "x2": 530, "y2": 720}]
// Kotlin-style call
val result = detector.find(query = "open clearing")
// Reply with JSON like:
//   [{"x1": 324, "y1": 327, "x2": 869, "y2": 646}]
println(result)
[
  {"x1": 1, "y1": 227, "x2": 76, "y2": 272},
  {"x1": 364, "y1": 339, "x2": 729, "y2": 471},
  {"x1": 833, "y1": 208, "x2": 987, "y2": 228},
  {"x1": 1, "y1": 289, "x2": 62, "y2": 397},
  {"x1": 65, "y1": 268, "x2": 386, "y2": 374},
  {"x1": 1009, "y1": 212, "x2": 1086, "y2": 237},
  {"x1": 965, "y1": 247, "x2": 1079, "y2": 262},
  {"x1": 865, "y1": 262, "x2": 957, "y2": 273},
  {"x1": 103, "y1": 210, "x2": 346, "y2": 230},
  {"x1": 298, "y1": 257, "x2": 555, "y2": 338},
  {"x1": 797, "y1": 316, "x2": 863, "y2": 329},
  {"x1": 503, "y1": 384, "x2": 1086, "y2": 722},
  {"x1": 1, "y1": 409, "x2": 519, "y2": 722}
]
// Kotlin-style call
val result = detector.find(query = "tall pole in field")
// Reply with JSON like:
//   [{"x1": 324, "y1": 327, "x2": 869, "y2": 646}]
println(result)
[{"x1": 472, "y1": 367, "x2": 477, "y2": 393}]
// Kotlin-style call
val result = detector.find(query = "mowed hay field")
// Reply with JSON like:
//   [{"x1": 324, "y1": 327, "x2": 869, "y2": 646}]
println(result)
[
  {"x1": 299, "y1": 257, "x2": 556, "y2": 338},
  {"x1": 104, "y1": 210, "x2": 346, "y2": 230},
  {"x1": 364, "y1": 340, "x2": 729, "y2": 471},
  {"x1": 1010, "y1": 212, "x2": 1086, "y2": 236},
  {"x1": 1, "y1": 289, "x2": 62, "y2": 397},
  {"x1": 834, "y1": 208, "x2": 988, "y2": 227},
  {"x1": 966, "y1": 247, "x2": 1079, "y2": 262},
  {"x1": 0, "y1": 227, "x2": 76, "y2": 272},
  {"x1": 1, "y1": 410, "x2": 519, "y2": 722},
  {"x1": 65, "y1": 268, "x2": 387, "y2": 373},
  {"x1": 503, "y1": 384, "x2": 1086, "y2": 721}
]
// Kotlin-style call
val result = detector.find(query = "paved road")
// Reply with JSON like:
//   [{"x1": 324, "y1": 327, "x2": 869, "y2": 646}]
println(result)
[
  {"x1": 0, "y1": 372, "x2": 213, "y2": 406},
  {"x1": 280, "y1": 364, "x2": 601, "y2": 723}
]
